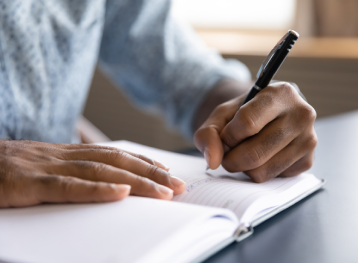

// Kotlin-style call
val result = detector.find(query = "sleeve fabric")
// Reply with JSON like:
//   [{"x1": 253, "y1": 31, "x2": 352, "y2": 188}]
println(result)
[{"x1": 99, "y1": 0, "x2": 251, "y2": 138}]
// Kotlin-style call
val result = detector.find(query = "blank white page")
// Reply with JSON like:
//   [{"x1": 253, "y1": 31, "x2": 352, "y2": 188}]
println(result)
[
  {"x1": 105, "y1": 141, "x2": 322, "y2": 223},
  {"x1": 0, "y1": 196, "x2": 236, "y2": 263}
]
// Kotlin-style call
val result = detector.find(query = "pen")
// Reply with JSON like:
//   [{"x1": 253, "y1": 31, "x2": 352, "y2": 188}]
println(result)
[
  {"x1": 241, "y1": 29, "x2": 299, "y2": 105},
  {"x1": 206, "y1": 30, "x2": 299, "y2": 171}
]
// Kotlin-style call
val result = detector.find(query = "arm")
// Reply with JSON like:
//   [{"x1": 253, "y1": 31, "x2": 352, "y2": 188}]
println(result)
[
  {"x1": 98, "y1": 0, "x2": 317, "y2": 183},
  {"x1": 98, "y1": 0, "x2": 251, "y2": 138}
]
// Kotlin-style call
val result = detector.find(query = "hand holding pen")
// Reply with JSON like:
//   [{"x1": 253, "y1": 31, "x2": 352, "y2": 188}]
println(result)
[{"x1": 194, "y1": 30, "x2": 318, "y2": 183}]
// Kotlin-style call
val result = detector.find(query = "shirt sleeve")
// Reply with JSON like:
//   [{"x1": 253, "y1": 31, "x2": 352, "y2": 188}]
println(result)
[{"x1": 98, "y1": 0, "x2": 251, "y2": 139}]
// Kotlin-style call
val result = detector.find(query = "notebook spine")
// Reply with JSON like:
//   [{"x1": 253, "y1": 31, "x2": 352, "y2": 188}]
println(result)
[{"x1": 234, "y1": 224, "x2": 254, "y2": 242}]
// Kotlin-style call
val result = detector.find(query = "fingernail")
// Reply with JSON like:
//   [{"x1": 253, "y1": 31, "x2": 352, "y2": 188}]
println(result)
[
  {"x1": 116, "y1": 185, "x2": 131, "y2": 192},
  {"x1": 204, "y1": 150, "x2": 210, "y2": 164},
  {"x1": 157, "y1": 185, "x2": 173, "y2": 196},
  {"x1": 154, "y1": 160, "x2": 170, "y2": 171},
  {"x1": 169, "y1": 176, "x2": 186, "y2": 187}
]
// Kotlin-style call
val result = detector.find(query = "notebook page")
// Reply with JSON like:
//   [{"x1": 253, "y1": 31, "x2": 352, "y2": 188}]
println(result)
[
  {"x1": 0, "y1": 196, "x2": 237, "y2": 263},
  {"x1": 178, "y1": 166, "x2": 321, "y2": 224},
  {"x1": 100, "y1": 141, "x2": 321, "y2": 223}
]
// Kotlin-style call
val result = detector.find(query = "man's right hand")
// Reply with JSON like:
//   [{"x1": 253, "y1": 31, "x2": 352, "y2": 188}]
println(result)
[{"x1": 0, "y1": 140, "x2": 186, "y2": 208}]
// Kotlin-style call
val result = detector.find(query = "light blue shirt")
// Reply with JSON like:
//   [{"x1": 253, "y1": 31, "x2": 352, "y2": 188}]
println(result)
[{"x1": 0, "y1": 0, "x2": 251, "y2": 143}]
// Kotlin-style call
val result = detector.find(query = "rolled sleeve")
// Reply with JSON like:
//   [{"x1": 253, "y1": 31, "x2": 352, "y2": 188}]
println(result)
[{"x1": 99, "y1": 0, "x2": 251, "y2": 139}]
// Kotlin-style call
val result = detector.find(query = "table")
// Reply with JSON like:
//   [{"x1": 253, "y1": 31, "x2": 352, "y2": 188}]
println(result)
[{"x1": 205, "y1": 111, "x2": 358, "y2": 263}]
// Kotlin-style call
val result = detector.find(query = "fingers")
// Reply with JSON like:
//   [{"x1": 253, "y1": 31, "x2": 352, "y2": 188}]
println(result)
[
  {"x1": 61, "y1": 144, "x2": 170, "y2": 171},
  {"x1": 34, "y1": 175, "x2": 130, "y2": 204},
  {"x1": 126, "y1": 151, "x2": 170, "y2": 172},
  {"x1": 194, "y1": 125, "x2": 225, "y2": 169},
  {"x1": 46, "y1": 161, "x2": 176, "y2": 199},
  {"x1": 220, "y1": 83, "x2": 295, "y2": 149},
  {"x1": 194, "y1": 96, "x2": 243, "y2": 169},
  {"x1": 230, "y1": 131, "x2": 317, "y2": 183},
  {"x1": 195, "y1": 83, "x2": 303, "y2": 170},
  {"x1": 222, "y1": 115, "x2": 300, "y2": 172},
  {"x1": 280, "y1": 151, "x2": 315, "y2": 178},
  {"x1": 19, "y1": 142, "x2": 184, "y2": 198},
  {"x1": 216, "y1": 82, "x2": 317, "y2": 182},
  {"x1": 0, "y1": 140, "x2": 182, "y2": 208},
  {"x1": 58, "y1": 149, "x2": 185, "y2": 195}
]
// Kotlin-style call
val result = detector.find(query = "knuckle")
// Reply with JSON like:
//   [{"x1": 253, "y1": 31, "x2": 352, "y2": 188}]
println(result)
[
  {"x1": 213, "y1": 103, "x2": 228, "y2": 116},
  {"x1": 87, "y1": 182, "x2": 101, "y2": 196},
  {"x1": 223, "y1": 125, "x2": 239, "y2": 147},
  {"x1": 102, "y1": 149, "x2": 122, "y2": 162},
  {"x1": 0, "y1": 163, "x2": 26, "y2": 207},
  {"x1": 266, "y1": 160, "x2": 290, "y2": 179},
  {"x1": 245, "y1": 146, "x2": 265, "y2": 168},
  {"x1": 137, "y1": 154, "x2": 155, "y2": 165},
  {"x1": 302, "y1": 158, "x2": 314, "y2": 171},
  {"x1": 37, "y1": 174, "x2": 62, "y2": 187},
  {"x1": 0, "y1": 170, "x2": 10, "y2": 208},
  {"x1": 100, "y1": 146, "x2": 118, "y2": 152},
  {"x1": 305, "y1": 133, "x2": 318, "y2": 149},
  {"x1": 146, "y1": 164, "x2": 159, "y2": 178},
  {"x1": 238, "y1": 109, "x2": 259, "y2": 136},
  {"x1": 135, "y1": 175, "x2": 154, "y2": 190},
  {"x1": 114, "y1": 151, "x2": 131, "y2": 164},
  {"x1": 92, "y1": 162, "x2": 107, "y2": 178},
  {"x1": 0, "y1": 140, "x2": 20, "y2": 157},
  {"x1": 245, "y1": 169, "x2": 267, "y2": 183},
  {"x1": 36, "y1": 175, "x2": 67, "y2": 201},
  {"x1": 0, "y1": 159, "x2": 11, "y2": 185},
  {"x1": 299, "y1": 104, "x2": 317, "y2": 122},
  {"x1": 279, "y1": 82, "x2": 295, "y2": 96},
  {"x1": 72, "y1": 160, "x2": 107, "y2": 179},
  {"x1": 263, "y1": 128, "x2": 287, "y2": 150},
  {"x1": 56, "y1": 149, "x2": 70, "y2": 161},
  {"x1": 249, "y1": 93, "x2": 274, "y2": 111},
  {"x1": 59, "y1": 176, "x2": 73, "y2": 194},
  {"x1": 222, "y1": 159, "x2": 239, "y2": 173},
  {"x1": 303, "y1": 159, "x2": 313, "y2": 171},
  {"x1": 75, "y1": 160, "x2": 95, "y2": 170}
]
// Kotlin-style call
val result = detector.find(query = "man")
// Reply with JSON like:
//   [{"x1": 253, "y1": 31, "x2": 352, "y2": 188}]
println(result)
[{"x1": 0, "y1": 0, "x2": 316, "y2": 207}]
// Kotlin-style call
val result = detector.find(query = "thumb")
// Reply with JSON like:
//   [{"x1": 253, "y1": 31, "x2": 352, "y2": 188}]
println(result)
[
  {"x1": 194, "y1": 96, "x2": 244, "y2": 169},
  {"x1": 194, "y1": 125, "x2": 224, "y2": 170}
]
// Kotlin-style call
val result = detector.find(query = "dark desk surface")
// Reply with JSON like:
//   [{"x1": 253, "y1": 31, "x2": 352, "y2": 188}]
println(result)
[{"x1": 205, "y1": 111, "x2": 358, "y2": 263}]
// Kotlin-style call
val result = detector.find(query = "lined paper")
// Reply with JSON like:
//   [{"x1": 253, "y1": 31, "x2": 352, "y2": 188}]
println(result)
[{"x1": 102, "y1": 141, "x2": 321, "y2": 223}]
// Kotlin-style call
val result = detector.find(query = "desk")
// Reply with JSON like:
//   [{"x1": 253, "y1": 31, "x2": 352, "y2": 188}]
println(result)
[{"x1": 205, "y1": 111, "x2": 358, "y2": 263}]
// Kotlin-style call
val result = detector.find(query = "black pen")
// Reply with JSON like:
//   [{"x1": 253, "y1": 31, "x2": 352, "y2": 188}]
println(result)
[
  {"x1": 241, "y1": 29, "x2": 299, "y2": 105},
  {"x1": 206, "y1": 30, "x2": 299, "y2": 171}
]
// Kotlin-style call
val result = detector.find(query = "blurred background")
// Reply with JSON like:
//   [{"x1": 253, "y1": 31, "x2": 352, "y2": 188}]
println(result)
[{"x1": 83, "y1": 0, "x2": 358, "y2": 151}]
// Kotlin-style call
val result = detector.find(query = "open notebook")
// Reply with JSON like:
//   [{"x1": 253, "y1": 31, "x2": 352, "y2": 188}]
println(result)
[{"x1": 0, "y1": 141, "x2": 324, "y2": 263}]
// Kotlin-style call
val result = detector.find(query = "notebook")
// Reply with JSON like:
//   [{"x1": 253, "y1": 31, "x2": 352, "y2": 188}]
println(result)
[{"x1": 0, "y1": 141, "x2": 325, "y2": 263}]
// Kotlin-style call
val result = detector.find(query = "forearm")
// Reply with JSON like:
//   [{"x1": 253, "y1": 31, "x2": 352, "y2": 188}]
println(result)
[{"x1": 192, "y1": 79, "x2": 252, "y2": 132}]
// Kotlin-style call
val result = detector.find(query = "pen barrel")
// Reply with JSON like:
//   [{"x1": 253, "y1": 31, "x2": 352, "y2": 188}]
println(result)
[
  {"x1": 255, "y1": 56, "x2": 287, "y2": 88},
  {"x1": 242, "y1": 30, "x2": 299, "y2": 106},
  {"x1": 256, "y1": 31, "x2": 298, "y2": 89},
  {"x1": 242, "y1": 85, "x2": 261, "y2": 105}
]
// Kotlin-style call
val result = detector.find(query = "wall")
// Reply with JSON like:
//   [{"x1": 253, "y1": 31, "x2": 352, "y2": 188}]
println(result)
[
  {"x1": 230, "y1": 55, "x2": 358, "y2": 118},
  {"x1": 83, "y1": 69, "x2": 193, "y2": 151},
  {"x1": 83, "y1": 56, "x2": 358, "y2": 151}
]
